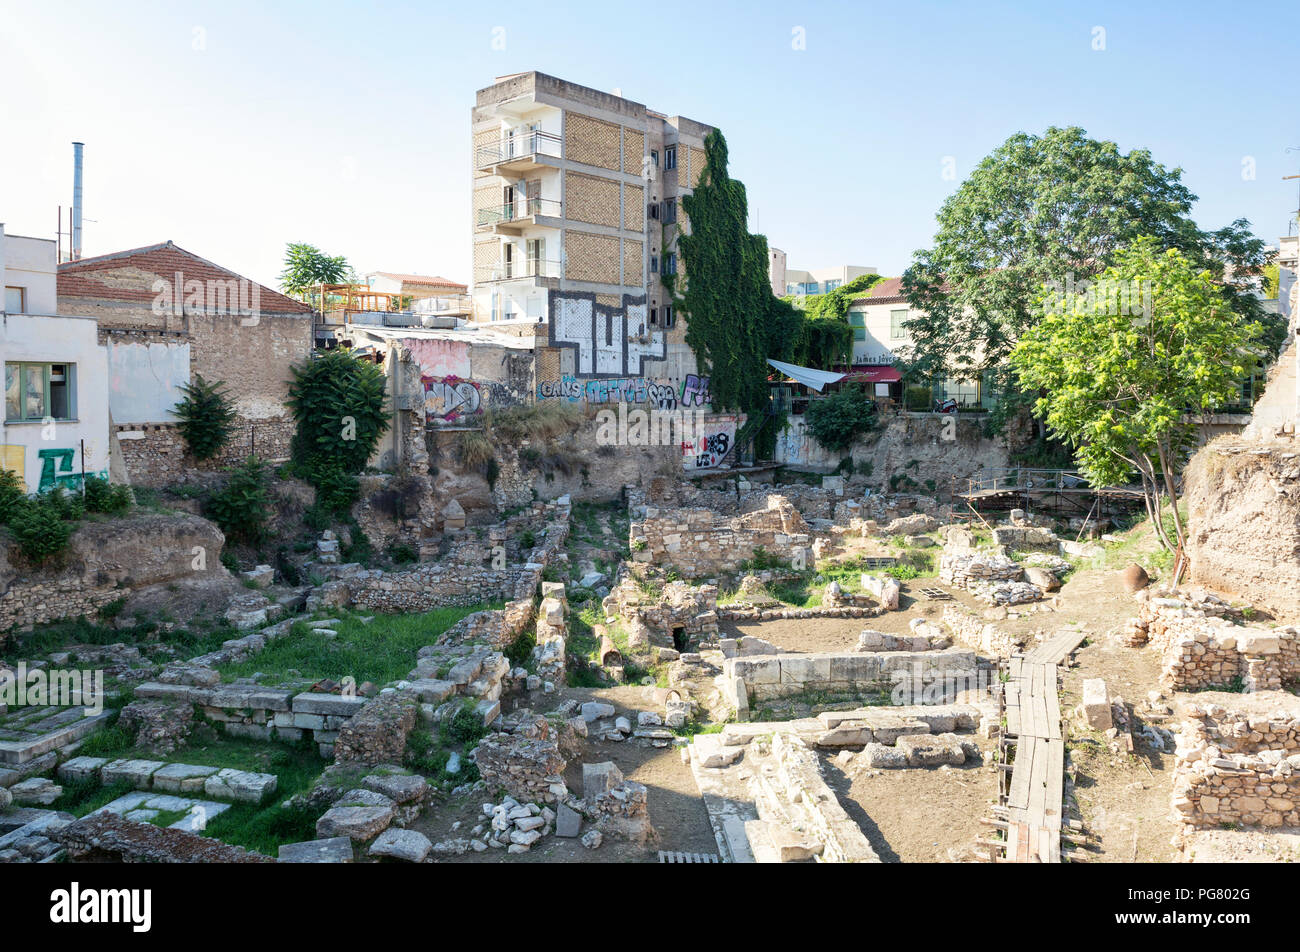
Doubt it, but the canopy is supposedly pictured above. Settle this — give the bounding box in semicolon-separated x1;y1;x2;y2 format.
765;358;847;393
843;365;902;384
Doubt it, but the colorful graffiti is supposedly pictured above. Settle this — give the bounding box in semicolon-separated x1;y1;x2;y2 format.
682;414;739;471
423;375;482;422
679;374;711;407
538;375;679;410
548;291;665;378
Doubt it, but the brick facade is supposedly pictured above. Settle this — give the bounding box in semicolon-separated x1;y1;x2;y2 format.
565;231;620;284
565;171;621;228
566;113;620;170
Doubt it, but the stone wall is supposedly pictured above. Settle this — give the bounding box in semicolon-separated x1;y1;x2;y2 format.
942;604;1022;658
1125;593;1300;692
629;495;812;578
0;513;229;640
723;647;977;705
116;417;296;487
1173;703;1300;830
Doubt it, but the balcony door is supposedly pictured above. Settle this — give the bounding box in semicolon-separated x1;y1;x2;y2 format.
526;238;544;277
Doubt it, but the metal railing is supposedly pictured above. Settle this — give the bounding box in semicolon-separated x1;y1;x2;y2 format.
475;130;562;169
475;259;563;283
476;198;562;227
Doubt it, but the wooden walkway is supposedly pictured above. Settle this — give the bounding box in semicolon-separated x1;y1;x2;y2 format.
997;627;1089;863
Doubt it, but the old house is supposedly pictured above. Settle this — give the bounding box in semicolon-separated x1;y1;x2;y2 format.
1;223;112;492
57;241;315;484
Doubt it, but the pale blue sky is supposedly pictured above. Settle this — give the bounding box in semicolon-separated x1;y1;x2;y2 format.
2;0;1297;290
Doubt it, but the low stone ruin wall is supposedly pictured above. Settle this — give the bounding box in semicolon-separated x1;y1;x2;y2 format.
115;417;296;488
0;513;229;639
1125;594;1300;692
1173;703;1300;830
942;604;1023;658
722;647;977;711
629;495;811;577
604;579;719;650
939;553;1042;606
55;811;273;863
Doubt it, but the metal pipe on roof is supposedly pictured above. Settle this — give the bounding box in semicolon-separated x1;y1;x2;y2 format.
72;142;84;260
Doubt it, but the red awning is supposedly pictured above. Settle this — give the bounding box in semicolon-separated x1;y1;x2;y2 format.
844;366;902;384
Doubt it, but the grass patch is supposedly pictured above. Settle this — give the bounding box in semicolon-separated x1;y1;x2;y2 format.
217;606;496;685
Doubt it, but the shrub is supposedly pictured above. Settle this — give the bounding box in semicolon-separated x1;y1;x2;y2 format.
173;374;238;460
905;385;933;411
7;496;73;564
805;386;877;453
0;468;24;522
82;476;132;515
42;486;84;522
286;350;389;511
206;457;271;545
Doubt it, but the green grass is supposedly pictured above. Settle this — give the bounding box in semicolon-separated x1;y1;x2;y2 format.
216;605;496;685
1;612;238;663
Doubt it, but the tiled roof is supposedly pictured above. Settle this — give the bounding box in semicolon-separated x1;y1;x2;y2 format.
849;277;907;305
58;241;312;314
370;272;467;290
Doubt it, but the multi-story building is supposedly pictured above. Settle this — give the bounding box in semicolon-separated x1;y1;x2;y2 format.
779;263;877;297
470;72;711;390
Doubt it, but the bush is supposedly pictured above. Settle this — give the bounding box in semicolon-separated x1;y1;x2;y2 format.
173;374;238;461
0;468;24;522
206;457;271;545
805;386;877;453
7;496;73;564
82;476;132;515
905;385;933;411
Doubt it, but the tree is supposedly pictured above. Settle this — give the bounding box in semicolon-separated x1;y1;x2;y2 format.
280;243;351;306
1009;238;1261;554
173;374;238;460
673;131;798;449
903;127;1276;428
804;385;877;453
286;349;390;512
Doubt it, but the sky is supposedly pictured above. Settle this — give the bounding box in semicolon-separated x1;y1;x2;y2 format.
2;0;1298;291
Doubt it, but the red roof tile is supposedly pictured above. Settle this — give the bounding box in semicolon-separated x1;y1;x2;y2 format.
369;272;467;291
58;241;313;314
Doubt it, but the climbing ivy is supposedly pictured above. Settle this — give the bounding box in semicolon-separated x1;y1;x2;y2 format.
669;131;801;453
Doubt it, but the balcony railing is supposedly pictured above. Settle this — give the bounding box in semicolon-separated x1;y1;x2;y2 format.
476;198;562;228
476;259;563;283
475;130;562;170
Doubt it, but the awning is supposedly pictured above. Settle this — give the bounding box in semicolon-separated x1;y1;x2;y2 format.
765;358;847;393
844;366;902;384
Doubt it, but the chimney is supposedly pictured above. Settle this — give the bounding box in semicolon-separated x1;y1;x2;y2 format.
72;141;84;260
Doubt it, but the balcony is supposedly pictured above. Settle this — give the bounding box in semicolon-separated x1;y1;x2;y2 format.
476;197;562;235
475;259;563;285
475;130;562;174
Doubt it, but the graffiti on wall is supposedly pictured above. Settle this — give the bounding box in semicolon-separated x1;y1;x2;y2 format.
422;375;482;422
548;292;665;378
36;447;107;492
537;375;679;410
682;414;739;471
679;374;711;407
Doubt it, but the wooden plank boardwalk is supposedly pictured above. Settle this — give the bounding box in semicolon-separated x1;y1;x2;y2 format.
996;627;1089;863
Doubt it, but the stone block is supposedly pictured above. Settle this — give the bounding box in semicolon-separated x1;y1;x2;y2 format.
316;804;395;841
101;759;165;789
150;763;219;794
278;837;355;863
582;761;624;800
368;828;432;862
204;768;278;804
1080;678;1112;731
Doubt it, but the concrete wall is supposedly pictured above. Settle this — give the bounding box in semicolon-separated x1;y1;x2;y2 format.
1;229;59;315
105;338;191;424
1;312;111;492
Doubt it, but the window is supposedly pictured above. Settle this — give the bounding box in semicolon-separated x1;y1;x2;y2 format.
663;305;676;328
662;198;677;224
650;149;659;167
824;278;841;292
664;146;677;170
650;256;659;274
4;286;25;313
648;202;659;221
849;313;867;342
890;308;908;340
526;239;544;276
5;362;76;422
663;253;677;276
649;307;658;326
942;378;980;406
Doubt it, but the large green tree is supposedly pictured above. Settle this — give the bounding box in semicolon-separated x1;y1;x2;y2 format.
673;130;799;450
903;126;1277;427
1009;238;1261;554
280;242;352;306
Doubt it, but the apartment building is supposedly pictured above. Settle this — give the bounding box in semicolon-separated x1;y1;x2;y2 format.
470;72;710;389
